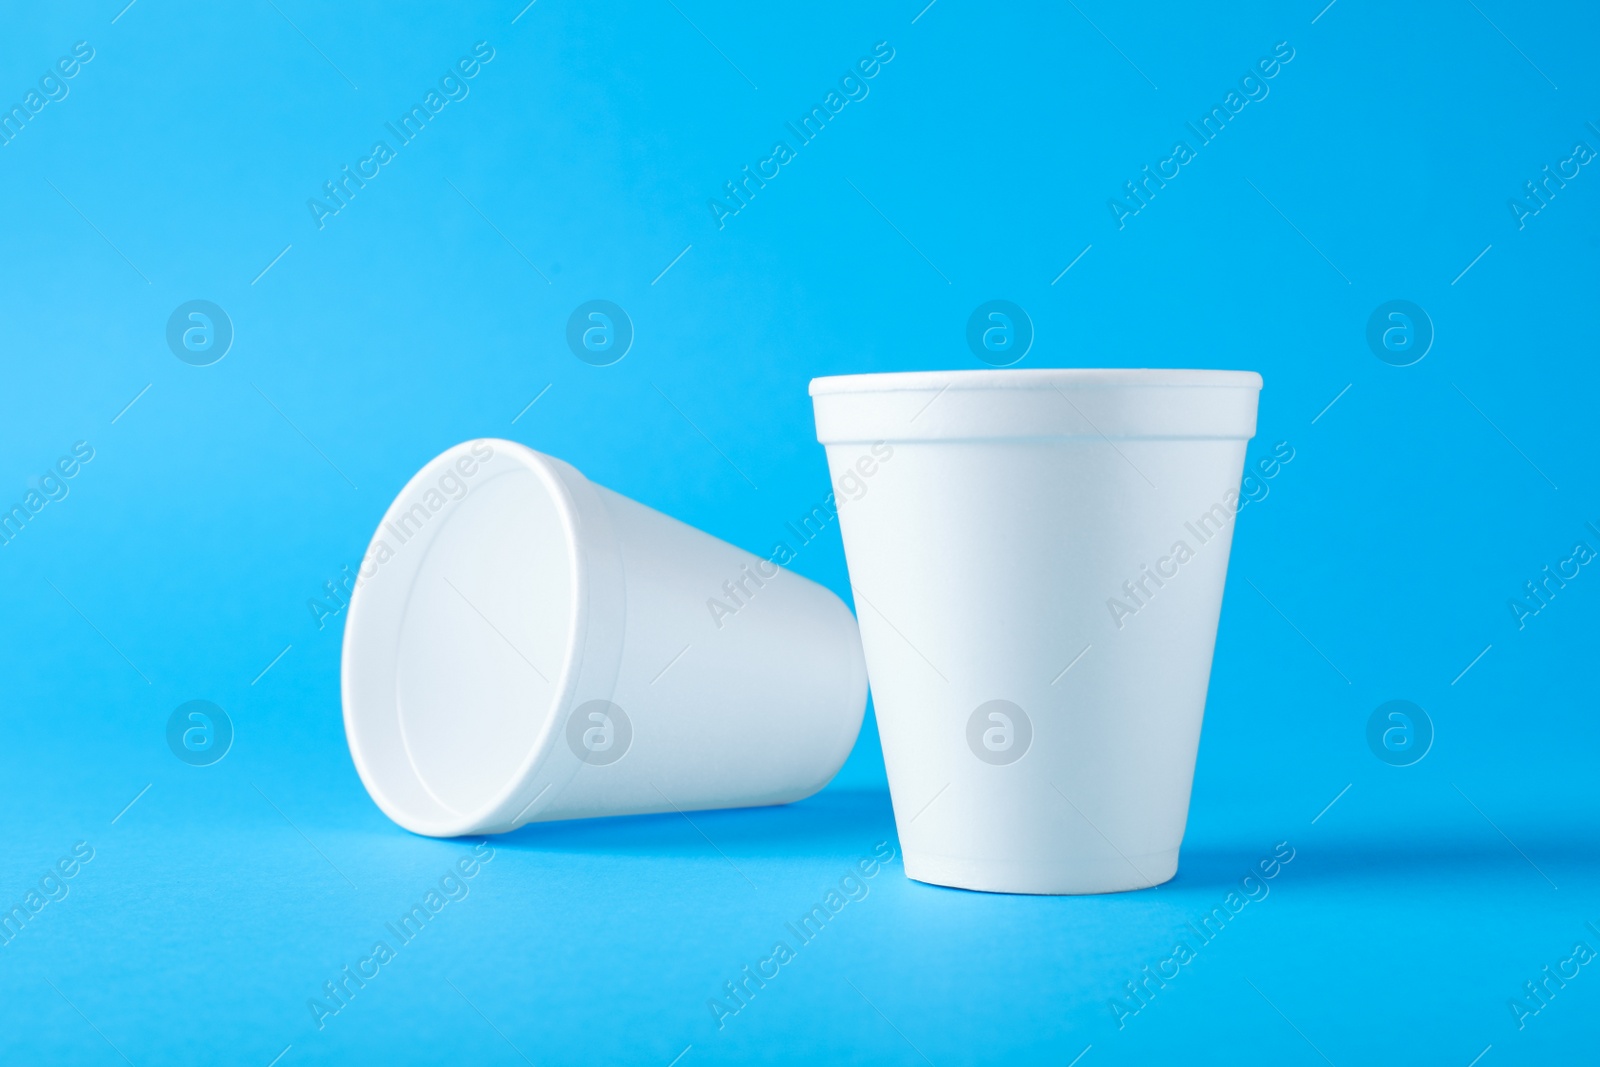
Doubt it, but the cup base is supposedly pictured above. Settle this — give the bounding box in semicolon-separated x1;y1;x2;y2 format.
903;846;1179;895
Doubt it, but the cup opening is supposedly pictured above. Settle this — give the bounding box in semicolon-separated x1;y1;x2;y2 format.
342;442;585;837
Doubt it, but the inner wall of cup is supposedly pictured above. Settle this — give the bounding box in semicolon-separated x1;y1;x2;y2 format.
394;467;572;816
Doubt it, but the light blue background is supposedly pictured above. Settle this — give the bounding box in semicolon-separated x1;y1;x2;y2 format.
2;0;1597;1063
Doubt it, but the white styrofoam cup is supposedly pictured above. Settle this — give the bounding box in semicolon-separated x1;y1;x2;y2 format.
342;439;868;837
811;369;1263;894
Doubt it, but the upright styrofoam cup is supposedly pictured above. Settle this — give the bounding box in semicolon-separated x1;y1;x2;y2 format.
811;369;1263;894
342;439;868;837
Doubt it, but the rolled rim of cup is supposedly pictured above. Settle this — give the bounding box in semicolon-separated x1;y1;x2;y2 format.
341;440;610;838
810;368;1264;443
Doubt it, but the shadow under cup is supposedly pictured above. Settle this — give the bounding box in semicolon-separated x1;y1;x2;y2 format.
811;368;1263;895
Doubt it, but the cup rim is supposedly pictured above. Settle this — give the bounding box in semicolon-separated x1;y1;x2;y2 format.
809;368;1262;395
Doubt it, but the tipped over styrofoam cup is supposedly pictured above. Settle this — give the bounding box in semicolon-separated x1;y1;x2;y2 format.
811;369;1263;894
342;439;868;837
